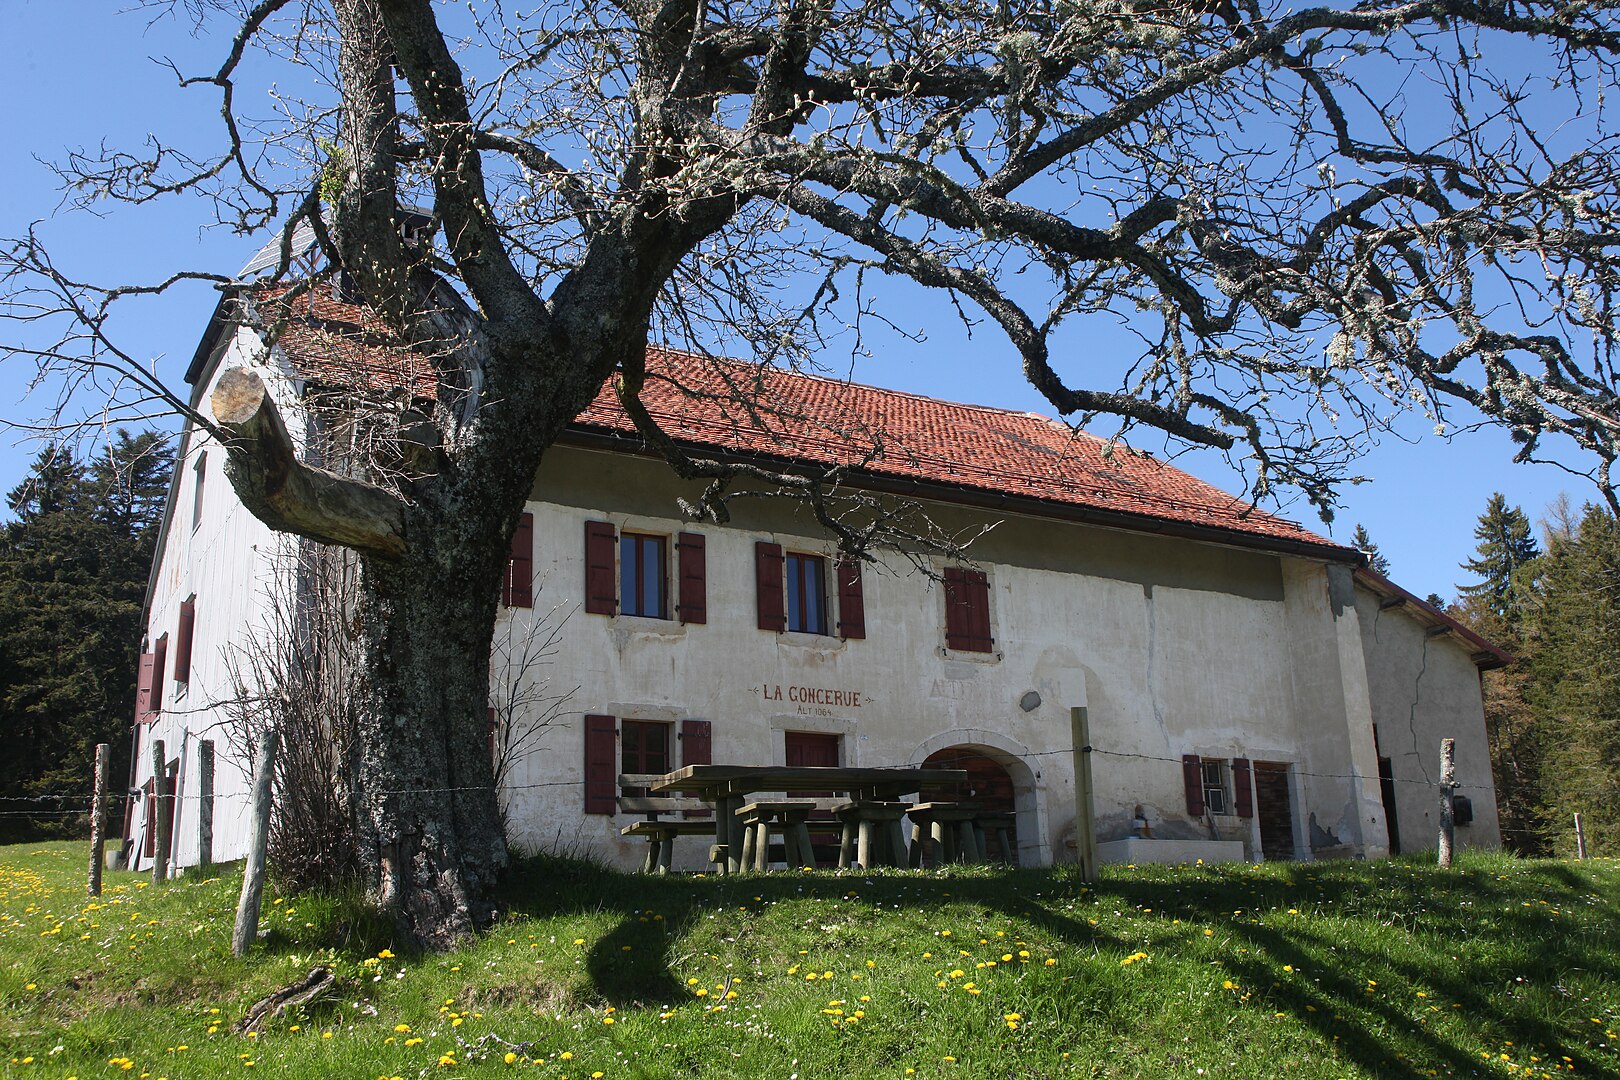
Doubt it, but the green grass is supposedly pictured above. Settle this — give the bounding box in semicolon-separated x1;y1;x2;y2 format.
1;843;1616;1078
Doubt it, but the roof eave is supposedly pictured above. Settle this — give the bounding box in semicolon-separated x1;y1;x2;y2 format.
1353;566;1514;669
557;423;1363;567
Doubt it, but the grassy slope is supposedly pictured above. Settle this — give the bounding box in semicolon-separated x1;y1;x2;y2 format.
0;843;1616;1079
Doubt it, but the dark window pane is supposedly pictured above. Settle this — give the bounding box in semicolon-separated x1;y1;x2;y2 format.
620;535;640;614
804;557;824;634
620;534;669;618
786;554;803;631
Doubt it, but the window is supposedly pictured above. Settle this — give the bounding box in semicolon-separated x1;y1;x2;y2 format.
150;634;168;716
1201;760;1229;815
174;596;196;688
756;543;865;638
191;452;206;533
583;716;713;815
620;720;672;794
943;567;992;652
785;552;827;635
620;533;668;619
1183;754;1253;819
584;521;706;623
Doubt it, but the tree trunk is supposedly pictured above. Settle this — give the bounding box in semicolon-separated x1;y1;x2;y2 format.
349;519;512;948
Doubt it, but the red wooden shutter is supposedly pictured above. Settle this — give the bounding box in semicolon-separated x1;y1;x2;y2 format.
679;718;712;767
174;597;196;684
142;779;156;859
1182;754;1205;817
944;568;992;652
584;714;618;815
505;512;534;608
1232;758;1253;818
679;718;713;818
835;557;866;639
755;541;786;631
676;532;707;625
135;651;156;724
584;520;617;615
150;635;168;715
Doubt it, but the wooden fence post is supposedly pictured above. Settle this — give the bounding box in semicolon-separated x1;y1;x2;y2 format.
197;740;215;869
151;740;170;884
233;726;278;957
1574;813;1588;860
88;743;109;897
1071;707;1099;883
1437;738;1456;868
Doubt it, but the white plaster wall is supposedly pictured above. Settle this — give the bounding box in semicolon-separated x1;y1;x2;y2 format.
128;324;300;872
1355;588;1502;853
497;444;1418;871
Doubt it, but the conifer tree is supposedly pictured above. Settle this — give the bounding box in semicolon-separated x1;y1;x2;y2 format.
1453;494;1546;853
0;433;172;841
1527;506;1620;857
1351;524;1391;576
1458;494;1541;623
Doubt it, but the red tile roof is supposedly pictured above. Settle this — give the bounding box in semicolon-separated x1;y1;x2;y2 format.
246;285;1352;557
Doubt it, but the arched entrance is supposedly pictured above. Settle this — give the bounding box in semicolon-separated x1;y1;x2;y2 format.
921;746;1019;863
910;729;1046;865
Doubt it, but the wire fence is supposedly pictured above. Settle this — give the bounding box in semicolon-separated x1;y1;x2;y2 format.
1;736;1495;819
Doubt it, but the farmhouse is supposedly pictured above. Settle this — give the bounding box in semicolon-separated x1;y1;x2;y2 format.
121;280;1508;875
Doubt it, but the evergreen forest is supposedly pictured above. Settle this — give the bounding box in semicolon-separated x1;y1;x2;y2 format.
0;432;171;842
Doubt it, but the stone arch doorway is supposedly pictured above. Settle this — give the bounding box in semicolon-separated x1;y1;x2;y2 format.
921;747;1018;863
909;729;1046;865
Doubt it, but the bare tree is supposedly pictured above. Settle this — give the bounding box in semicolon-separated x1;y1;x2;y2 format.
5;0;1620;945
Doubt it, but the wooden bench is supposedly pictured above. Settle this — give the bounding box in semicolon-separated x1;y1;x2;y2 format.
617;773;713;874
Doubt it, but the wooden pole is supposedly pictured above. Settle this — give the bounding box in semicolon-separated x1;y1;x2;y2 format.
88;743;109;897
1437;738;1456;868
151;740;170;885
197;740;215;869
1574;813;1588;860
1071;707;1099;882
233;726;278;957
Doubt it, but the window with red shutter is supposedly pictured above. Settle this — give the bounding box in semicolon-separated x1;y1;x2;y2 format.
835;557;865;640
135;651;157;725
943;568;992;652
1182;754;1205;817
504;512;534;608
584;521;618;615
150;635;169;716
676;532;706;625
174;596;196;686
755;541;785;631
584;714;618;815
1232;758;1254;819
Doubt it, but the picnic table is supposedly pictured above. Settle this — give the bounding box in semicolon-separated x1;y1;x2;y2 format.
651;764;970;874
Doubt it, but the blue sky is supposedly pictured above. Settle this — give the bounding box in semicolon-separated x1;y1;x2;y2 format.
0;0;1592;603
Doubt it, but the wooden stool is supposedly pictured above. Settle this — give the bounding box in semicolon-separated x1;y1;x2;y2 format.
737;800;819;870
833;801;911;868
620;820;716;874
908;802;984;867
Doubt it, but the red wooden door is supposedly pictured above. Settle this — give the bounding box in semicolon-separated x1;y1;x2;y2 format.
784;732;840;864
784;731;840;768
